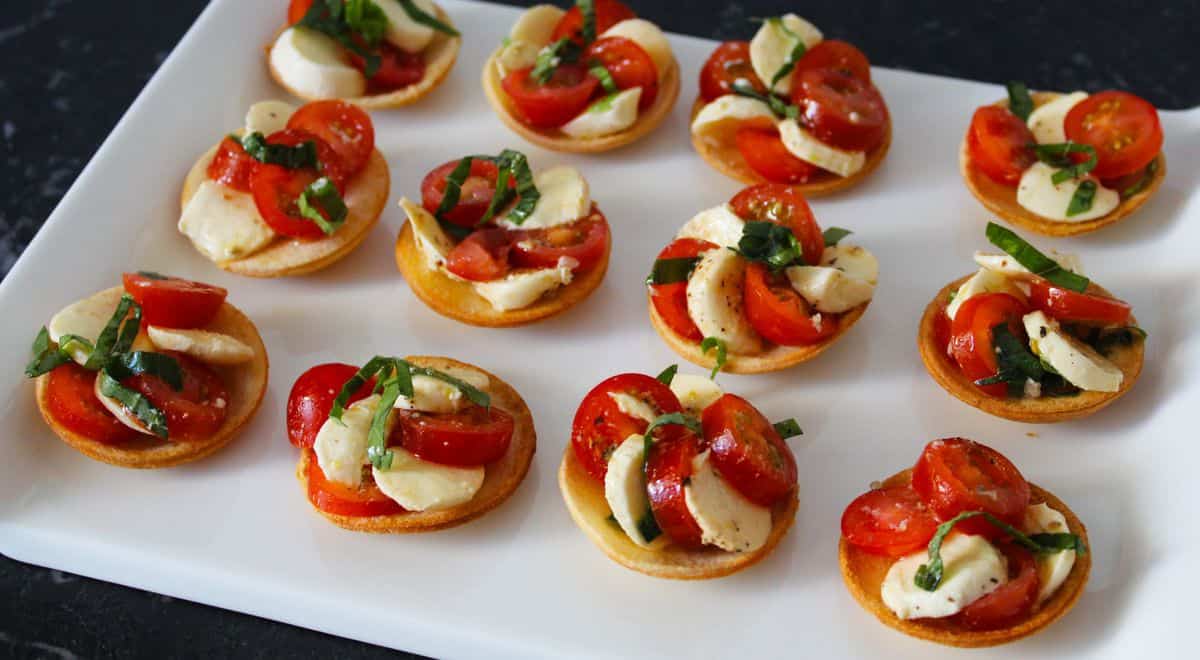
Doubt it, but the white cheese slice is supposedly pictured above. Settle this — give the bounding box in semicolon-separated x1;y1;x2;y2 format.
1026;92;1088;145
601;19;673;79
560;87;642;139
604;435;665;548
313;394;385;487
669;374;723;414
684;449;772;552
778;118;865;177
48;291;138;366
496;4;566;76
946;267;1028;320
821;244;878;284
146;326;254;365
785;265;875;314
1023;311;1123;392
244;100;297;135
498;166;590;230
473;258;577;311
690;96;775;135
608;391;658;424
376;0;437;53
881;533;1008;620
179;181;277;263
749;14;822;95
1023;503;1077;603
1016;162;1119;222
372;447;485;512
394;369;490;414
399;197;457;273
973;250;1085;279
269;27;367;99
92;374;155;436
686;248;764;354
676;203;746;248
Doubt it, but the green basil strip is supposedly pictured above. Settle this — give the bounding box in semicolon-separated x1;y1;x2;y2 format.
97;369;169;439
434;156;475;221
1005;81;1034;121
736;221;806;269
822;227;853;247
646;256;701;285
1066;180;1097;217
83;295;137;371
479;167;514;226
330;356;392;422
641;413;703;456
588;63;619;94
1031;142;1098;184
106;351;184;391
700;336;728;379
655;364;678;385
985;222;1090;292
772;418;803;439
731;80;799;119
411;366;490;408
113;303;143;356
975;322;1045;390
25;327;75;377
367;379;401;470
299;0;382;77
298;177;348;235
396;0;460;37
136;270;170;280
237;132;320;170
577;0;597;44
636;508;662;543
531;38;582;85
496;149;540;225
767;17;807;89
1122;159;1159;197
1092;326;1147;355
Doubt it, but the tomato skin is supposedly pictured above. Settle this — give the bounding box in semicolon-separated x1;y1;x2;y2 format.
1064;91;1162;180
699;41;763;103
743;262;839;345
348;42;425;93
510;210;609;272
735;127;821;184
287;100;375;176
125;354;229;441
967;105;1037;185
841;484;941;557
729;184;824;266
248;129;349;239
207;137;256;192
44;363;139;445
286;363;375;449
949;292;1030;398
420;159;503;228
794;40;871;83
644;431;705;548
121;273;227;329
1027;279;1131;325
792;68;888;152
701;393;797;506
305;449;405;517
648;238;716;341
570;373;683;482
933;307;953;356
912;437;1031;538
952;542;1039;629
396;406;515;467
550;0;636;44
501;64;601;128
287;0;314;24
584;36;658;110
444;229;516;282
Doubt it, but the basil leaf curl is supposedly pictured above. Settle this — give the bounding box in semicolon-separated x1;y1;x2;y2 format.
646;257;702;285
772;418;803;439
985;222;1090;293
822;227;852;247
736;221;806;269
298;177;349;235
1005;80;1034;121
700;336;728;379
395;0;460;37
655;364;678;385
97;369;169;439
238;132;320;170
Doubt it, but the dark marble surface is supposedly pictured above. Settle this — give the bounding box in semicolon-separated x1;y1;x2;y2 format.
1;0;1195;657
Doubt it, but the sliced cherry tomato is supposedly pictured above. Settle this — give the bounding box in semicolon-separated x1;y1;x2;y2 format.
286;363;376;449
735;126;821;184
305;448;405;517
396;406;515;467
550;0;636;44
701;393;798;506
729;183;824;266
570;373;683;482
794;40;871;83
125;354;229;441
912;437;1031;537
510;210;609;271
287;0;315;24
1027;279;1131;325
121;272;227;329
645;431;705;548
247;129;347;240
1064;91;1162;180
648;237;716;342
501;64;601;129
949;292;1030;398
967;105;1037;185
348;42;426;93
584;36;658;110
792;68;888;152
421;159;503;228
444;228;516;282
953;542;1039;629
743;262;838;345
206;137;256;192
287;100;375;176
699;41;763;103
44;363;139;445
933;306;953;356
841;484;940;557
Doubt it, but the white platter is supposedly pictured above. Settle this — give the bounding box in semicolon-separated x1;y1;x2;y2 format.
1;1;1197;657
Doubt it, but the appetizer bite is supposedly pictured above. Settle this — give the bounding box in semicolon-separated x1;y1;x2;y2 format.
396;150;611;326
840;438;1089;647
691;14;891;194
287;355;536;532
648;183;876;374
962;82;1165;236
269;0;461;108
482;0;679;152
180;100;389;277
919;223;1144;423
25;273;268;468
560;365;801;578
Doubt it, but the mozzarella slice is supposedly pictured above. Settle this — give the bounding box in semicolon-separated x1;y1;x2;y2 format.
608;392;659;424
785;265;874;314
1023;503;1077;603
881;533;1008;620
1024;311;1123;392
92;374;155;436
313;394;385;487
1026;92;1087;145
1016;162;1119;222
686;249;764;354
676;203;746;248
244;100;296;135
376;0;437;53
749;14;822;95
146;326;254;365
179;181;277;263
394;369;490;414
684;450;772;552
561;88;642;139
778;119;865;177
399;197;458;274
269;27;367;99
945;267;1028;320
821;244;878;284
473;258;577;311
496;4;566;76
498;166;590;230
602;19;673;79
669;374;723;414
604;435;665;548
48;291;138;366
691;95;775;137
372;447;484;512
973;250;1084;279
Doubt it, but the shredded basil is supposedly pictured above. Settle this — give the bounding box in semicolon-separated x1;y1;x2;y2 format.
1032;142;1098;184
822;227;852;247
577;0;597;43
1005;81;1034;121
974;323;1045;392
105;351;184;391
97;369;169;439
410;366;490;408
1092;326;1147;355
531;38;582;85
343;0;388;46
237;132;320;170
985;222;1090;293
83;295;139;370
731;79;799;119
588;92;619;114
1122;159;1159;197
641;413;703;457
588;63;619;94
766;17;807;89
24;327;76;377
700;337;728;379
636;508;662;543
298;0;382;77
736;221;806;269
493;149;539;225
394;0;459;36
298;177;348;235
1066;180;1097;217
655;364;678;385
330;356;393;422
772;418;803;439
646;256;702;285
434;157;475;221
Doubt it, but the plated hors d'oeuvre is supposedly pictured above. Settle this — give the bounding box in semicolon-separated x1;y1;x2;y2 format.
961;82;1165;236
560;366;801;578
840;437;1090;647
180;99;389;278
25;273;269;468
482;0;679;152
396;150;611;326
691;14;891;194
269;0;461;108
919;223;1144;423
648;183;876;374
287;355;536;532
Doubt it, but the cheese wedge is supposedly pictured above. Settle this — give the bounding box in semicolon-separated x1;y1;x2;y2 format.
499;166;590;230
604;435;663;548
561;88;642;138
179;181;276;263
676;204;746;248
602;19;673;79
749;14;822;95
686;249;763;354
684;450;772;552
372;447;485;511
691;96;775;135
778;118;865;177
496;4;566;76
313;394;385;487
1026;92;1087;145
881;533;1007;619
1024;311;1123;392
244;100;297;135
473;259;577;311
270;27;367;99
1016;162;1119;222
376;0;437;53
147;326;254;365
669;374;723;414
400;197;456;272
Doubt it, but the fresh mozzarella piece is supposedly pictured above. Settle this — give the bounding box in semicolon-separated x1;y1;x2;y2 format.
686;249;764;354
973;250;1084;279
561;88;642;139
1023;503;1077;603
785;265;875;314
1016;162;1119;222
1024;311;1123;392
372;447;485;512
93;375;155;436
244;100;297;135
1023;378;1043;398
604;435;664;548
496;4;566;76
400;197;457;273
313;394;385;487
602;19;673;79
1026;92;1088;145
676;203;746;248
821;244;878;284
473;258;577;311
749;14;822;95
376;0;437;52
146;326;254;365
690;96;775;136
946;267;1028;320
497;166;590;230
608;392;659;424
684;450;772;552
394;371;489;414
669;374;723;414
881;534;1008;620
778;119;865;177
269;27;367;99
48;292;141;366
179;181;277;262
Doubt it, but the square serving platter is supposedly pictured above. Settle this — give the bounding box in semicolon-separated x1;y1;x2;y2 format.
1;1;1197;657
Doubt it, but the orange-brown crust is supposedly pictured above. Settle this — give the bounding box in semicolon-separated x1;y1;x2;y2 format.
839;469;1091;647
688;96;892;196
960;92;1166;237
296;356;536;533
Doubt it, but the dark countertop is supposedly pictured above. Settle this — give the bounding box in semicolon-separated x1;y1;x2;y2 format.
1;1;1194;657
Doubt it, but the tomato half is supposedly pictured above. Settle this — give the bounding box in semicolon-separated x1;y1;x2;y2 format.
648;237;715;342
287;0;314;24
701;393;798;506
550;0;636;44
396;406;515;467
570;373;683;482
1027;279;1131;325
44;363;139;444
421;159;503;228
952;543;1039;630
949;292;1030;397
1064;91;1162;180
743;262;838;345
125;354;229;441
501;64;601;128
645;431;705;548
286;363;376;449
912;437;1031;537
444;228;516;282
699;41;763;103
841;484;940;557
735;127;821;184
967;105;1036;185
122;272;227;329
729;183;824;266
287;100;375;176
348;42;426;93
792;68;888;152
249;162;330;240
794;40;871;83
305;448;405;517
510;210;609;271
207;137;256;192
584;36;658;110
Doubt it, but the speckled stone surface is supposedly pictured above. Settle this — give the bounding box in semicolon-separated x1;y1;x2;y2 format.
1;0;1195;657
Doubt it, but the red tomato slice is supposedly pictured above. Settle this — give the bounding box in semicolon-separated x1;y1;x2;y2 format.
584;36;658;110
287;100;375;176
912;437;1031;537
648;237;716;342
841;484;940;557
124;354;229;441
249;162;329;240
444;228;516;282
420;158;504;228
1027;278;1131;325
701;393;798;506
794;40;871;83
570;373;683;482
743;262;839;345
305;448;405;517
933;306;953;355
550;0;636;44
1064;91;1162;180
699;41;764;103
207;137;256;192
967;105;1037;185
286;363;376;449
729;183;824;266
735;127;822;184
121;272;227;329
949;292;1030;397
287;0;314;24
952;542;1039;629
396;406;515;467
645;431;705;548
501;64;601;129
44;363;139;444
792;68;888;152
510;210;609;271
348;42;426;93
